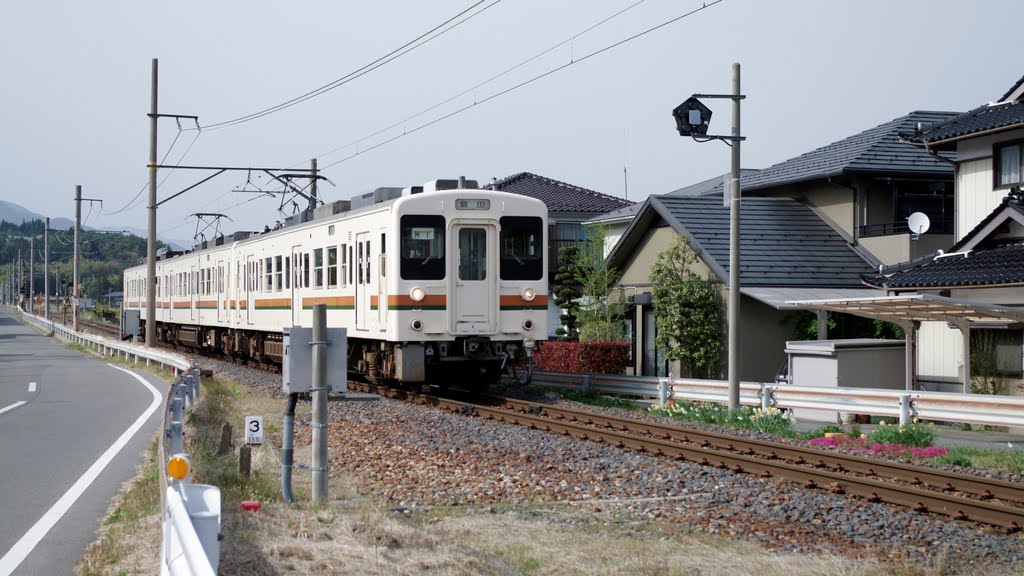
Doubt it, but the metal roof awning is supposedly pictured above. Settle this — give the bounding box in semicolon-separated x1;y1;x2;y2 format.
784;293;1024;394
741;287;880;310
784;293;1024;325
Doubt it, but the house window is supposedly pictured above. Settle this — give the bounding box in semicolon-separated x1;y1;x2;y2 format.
971;328;1023;379
996;142;1023;188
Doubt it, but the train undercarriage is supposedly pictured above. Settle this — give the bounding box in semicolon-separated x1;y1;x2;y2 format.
147;321;527;390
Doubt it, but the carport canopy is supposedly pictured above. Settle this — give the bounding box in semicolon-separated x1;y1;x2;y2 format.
784;293;1024;393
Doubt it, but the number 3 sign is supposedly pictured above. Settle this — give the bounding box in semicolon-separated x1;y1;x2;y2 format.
245;416;264;445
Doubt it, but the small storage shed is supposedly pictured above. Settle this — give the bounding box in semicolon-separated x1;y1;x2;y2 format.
784;339;905;421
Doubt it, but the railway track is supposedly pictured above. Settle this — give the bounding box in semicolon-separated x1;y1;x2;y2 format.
349;381;1024;532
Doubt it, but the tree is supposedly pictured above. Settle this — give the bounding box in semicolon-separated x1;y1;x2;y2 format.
649;236;724;378
551;224;626;342
571;224;625;342
552;245;581;340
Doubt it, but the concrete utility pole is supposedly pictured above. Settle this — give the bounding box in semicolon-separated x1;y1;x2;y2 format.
311;303;329;502
726;62;742;411
18;249;23;309
29;237;34;315
146;57;158;348
74;185;81;331
44;217;49;318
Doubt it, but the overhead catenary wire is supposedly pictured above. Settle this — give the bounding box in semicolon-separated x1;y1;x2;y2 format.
197;0;501;132
320;0;723;170
102;128;200;217
296;0;650;169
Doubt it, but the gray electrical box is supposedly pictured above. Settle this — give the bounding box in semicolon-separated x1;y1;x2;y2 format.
121;308;141;341
282;326;348;394
394;344;425;381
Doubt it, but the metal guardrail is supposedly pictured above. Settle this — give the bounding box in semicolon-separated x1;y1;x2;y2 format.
15;309;220;574
533;370;1024;429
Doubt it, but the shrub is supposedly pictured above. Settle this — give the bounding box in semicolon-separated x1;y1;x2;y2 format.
868;420;937;448
648;402;798;437
803;424;845;439
534;341;630;374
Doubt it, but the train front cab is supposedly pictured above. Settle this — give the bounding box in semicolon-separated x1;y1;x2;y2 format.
394;193;547;387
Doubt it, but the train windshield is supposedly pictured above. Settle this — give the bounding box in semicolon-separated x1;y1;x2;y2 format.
400;215;446;280
499;216;543;280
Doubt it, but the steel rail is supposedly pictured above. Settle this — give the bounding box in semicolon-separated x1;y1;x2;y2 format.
493;397;1024;508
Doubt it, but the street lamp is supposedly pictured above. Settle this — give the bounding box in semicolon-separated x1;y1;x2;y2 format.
673;63;745;411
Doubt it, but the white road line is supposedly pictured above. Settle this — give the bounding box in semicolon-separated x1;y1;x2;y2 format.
0;402;26;415
0;364;162;576
27;382;36;393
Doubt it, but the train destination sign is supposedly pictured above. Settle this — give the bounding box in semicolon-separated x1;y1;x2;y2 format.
456;199;490;210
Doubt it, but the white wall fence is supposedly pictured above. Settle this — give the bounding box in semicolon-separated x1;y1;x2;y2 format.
16;309;220;575
533;371;1024;429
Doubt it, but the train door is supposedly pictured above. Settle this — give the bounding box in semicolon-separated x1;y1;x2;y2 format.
291;245;302;326
449;223;496;334
377;231;388;332
245;255;255;325
217;261;224;322
190;265;197;321
355;232;370;331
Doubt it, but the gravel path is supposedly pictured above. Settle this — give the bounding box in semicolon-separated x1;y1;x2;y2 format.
203;359;1024;572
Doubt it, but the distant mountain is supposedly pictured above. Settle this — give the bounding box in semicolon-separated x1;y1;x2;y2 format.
0;200;74;230
0;200;188;250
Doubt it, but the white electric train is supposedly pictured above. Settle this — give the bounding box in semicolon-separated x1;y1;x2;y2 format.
122;179;548;386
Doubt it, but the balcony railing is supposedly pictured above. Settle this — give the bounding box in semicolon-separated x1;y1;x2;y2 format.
859;219;953;238
549;238;584;274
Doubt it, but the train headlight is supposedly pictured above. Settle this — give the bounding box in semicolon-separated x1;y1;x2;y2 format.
521;288;536;302
410;320;423;331
410;287;425;302
522;319;534;331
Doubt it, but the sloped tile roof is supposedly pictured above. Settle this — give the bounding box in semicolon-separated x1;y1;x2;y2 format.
899;101;1024;148
706;111;959;193
861;243;1024;289
652;196;874;287
492;172;632;213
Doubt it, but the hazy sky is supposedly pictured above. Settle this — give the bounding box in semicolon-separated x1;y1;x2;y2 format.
2;0;1020;244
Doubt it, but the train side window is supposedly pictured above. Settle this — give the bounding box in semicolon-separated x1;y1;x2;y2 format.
340;244;347;287
366;240;371;284
265;257;273;292
327;246;338;288
400;215;445;280
348;245;353;285
357;242;364;285
314;248;324;289
274;255;283;292
380;233;385;277
285;256;291;290
303;253;310;288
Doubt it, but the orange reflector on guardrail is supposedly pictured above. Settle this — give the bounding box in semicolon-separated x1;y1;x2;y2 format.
167;455;190;480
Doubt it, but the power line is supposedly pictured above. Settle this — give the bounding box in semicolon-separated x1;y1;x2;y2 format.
297;0;650;169
321;0;723;170
102;128;200;216
198;0;501;132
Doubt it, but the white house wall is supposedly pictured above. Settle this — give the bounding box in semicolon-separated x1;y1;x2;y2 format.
956;127;1024;242
916;320;963;390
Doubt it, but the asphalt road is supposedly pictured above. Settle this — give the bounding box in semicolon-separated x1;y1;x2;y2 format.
0;308;165;575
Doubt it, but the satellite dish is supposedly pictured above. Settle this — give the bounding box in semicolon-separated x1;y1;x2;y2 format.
908;212;931;236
